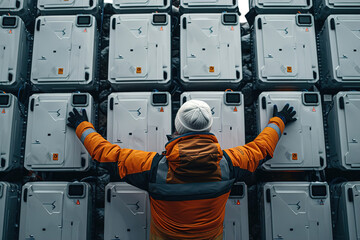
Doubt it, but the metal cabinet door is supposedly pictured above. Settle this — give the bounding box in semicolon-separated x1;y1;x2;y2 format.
260;17;298;79
0;102;12;170
24;186;64;240
0;27;11;83
328;0;360;7
38;0;91;8
110;17;149;80
26;98;67;168
32;20;72;82
105;183;149;240
258;0;309;7
343;94;360;167
114;0;164;7
183;17;221;79
0;0;17;9
333;17;360;80
112;96;149;151
183;0;233;7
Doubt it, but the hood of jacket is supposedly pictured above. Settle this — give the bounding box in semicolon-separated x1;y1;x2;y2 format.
164;132;223;184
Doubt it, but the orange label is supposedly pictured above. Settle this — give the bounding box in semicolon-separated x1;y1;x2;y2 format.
9;30;12;34
1;109;5;114
58;68;64;75
160;26;163;31
287;66;292;73
234;107;238;112
231;26;234;31
209;66;215;73
160;107;164;112
53;153;59;161
136;67;142;74
292;153;298;160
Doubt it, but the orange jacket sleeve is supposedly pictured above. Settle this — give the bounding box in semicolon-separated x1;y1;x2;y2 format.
75;121;157;179
224;117;285;173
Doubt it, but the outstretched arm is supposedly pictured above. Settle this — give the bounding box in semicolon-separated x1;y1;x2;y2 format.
224;104;296;174
68;108;157;190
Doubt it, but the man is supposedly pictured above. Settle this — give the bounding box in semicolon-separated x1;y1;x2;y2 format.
68;100;296;240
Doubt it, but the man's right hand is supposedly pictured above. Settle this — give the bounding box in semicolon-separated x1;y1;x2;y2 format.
273;104;297;125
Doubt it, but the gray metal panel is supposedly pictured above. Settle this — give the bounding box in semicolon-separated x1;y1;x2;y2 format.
327;0;360;7
180;13;242;89
180;0;238;11
328;92;360;170
31;15;98;91
319;15;360;88
331;182;360;240
108;14;171;90
254;14;318;88
223;183;249;240
0;93;22;172
180;91;245;149
37;0;102;15
315;0;360;20
112;0;170;13
24;93;94;171
19;182;92;240
0;0;18;9
105;182;249;240
0;16;28;91
0;0;37;24
107;92;171;153
104;183;150;240
250;0;312;13
257;92;326;171
0;182;20;240
262;182;332;240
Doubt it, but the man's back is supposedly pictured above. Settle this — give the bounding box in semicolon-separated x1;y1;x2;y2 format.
149;133;231;240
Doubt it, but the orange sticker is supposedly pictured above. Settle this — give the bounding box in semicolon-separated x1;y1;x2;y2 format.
234;107;238;112
9;30;12;34
53;153;59;161
58;68;64;75
305;28;309;32
84;28;87;33
209;66;215;73
160;107;164;112
292;153;298;160
160;26;163;31
136;67;142;74
1;109;5;114
231;26;234;31
287;66;292;73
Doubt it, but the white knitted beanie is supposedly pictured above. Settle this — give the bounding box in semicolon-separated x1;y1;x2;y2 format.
175;100;213;135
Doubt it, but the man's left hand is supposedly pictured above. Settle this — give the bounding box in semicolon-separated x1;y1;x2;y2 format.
67;108;89;130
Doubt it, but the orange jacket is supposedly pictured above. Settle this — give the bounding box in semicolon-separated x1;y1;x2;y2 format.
76;116;285;240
